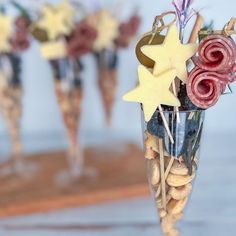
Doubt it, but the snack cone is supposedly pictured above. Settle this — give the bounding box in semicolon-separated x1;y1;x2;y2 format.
50;58;84;177
144;110;204;236
0;54;24;173
95;49;118;127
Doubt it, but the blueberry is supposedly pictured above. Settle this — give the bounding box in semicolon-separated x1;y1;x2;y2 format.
182;119;200;175
178;84;198;111
184;96;198;110
186;119;198;138
147;112;165;139
73;77;82;87
164;114;187;157
6;54;22;85
161;105;173;111
95;50;118;69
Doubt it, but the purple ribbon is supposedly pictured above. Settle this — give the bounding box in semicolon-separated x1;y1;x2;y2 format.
172;0;195;28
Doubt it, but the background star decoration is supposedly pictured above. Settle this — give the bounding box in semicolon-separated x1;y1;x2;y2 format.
89;10;119;51
38;6;72;41
0;14;13;52
55;0;75;30
123;65;180;121
141;25;198;83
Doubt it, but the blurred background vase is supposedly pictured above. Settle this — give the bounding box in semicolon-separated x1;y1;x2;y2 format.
0;53;26;176
143;110;205;236
95;49;118;127
50;58;95;183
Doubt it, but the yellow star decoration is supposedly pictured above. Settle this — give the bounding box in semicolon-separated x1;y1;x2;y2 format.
37;5;73;41
0;14;13;52
123;65;180;121
141;25;198;83
87;10;119;51
55;0;75;30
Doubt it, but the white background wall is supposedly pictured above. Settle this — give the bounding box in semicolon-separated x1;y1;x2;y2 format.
0;0;235;148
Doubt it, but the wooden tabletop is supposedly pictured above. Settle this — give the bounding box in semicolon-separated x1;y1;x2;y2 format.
0;143;149;217
0;133;236;235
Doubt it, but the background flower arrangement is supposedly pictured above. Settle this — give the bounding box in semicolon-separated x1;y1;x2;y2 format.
28;0;141;180
0;0;32;176
86;8;141;126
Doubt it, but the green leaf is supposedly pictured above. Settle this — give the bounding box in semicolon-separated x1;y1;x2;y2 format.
10;0;31;21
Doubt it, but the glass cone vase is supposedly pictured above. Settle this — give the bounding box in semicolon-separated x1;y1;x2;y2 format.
0;53;38;177
50;58;96;185
143;110;205;236
95;49;118;127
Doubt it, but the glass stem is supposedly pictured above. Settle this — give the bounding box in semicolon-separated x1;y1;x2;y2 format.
68;135;84;176
10;123;23;171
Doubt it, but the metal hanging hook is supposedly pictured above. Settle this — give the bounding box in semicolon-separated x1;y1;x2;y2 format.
152;11;177;34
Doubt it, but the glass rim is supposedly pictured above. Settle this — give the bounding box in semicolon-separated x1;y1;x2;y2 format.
159;109;204;114
140;106;205;114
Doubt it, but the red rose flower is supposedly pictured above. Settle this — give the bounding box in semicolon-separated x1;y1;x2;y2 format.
115;15;141;49
11;29;30;51
15;16;31;30
66;21;97;58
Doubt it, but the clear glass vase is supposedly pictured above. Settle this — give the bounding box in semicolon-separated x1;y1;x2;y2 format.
95;49;118;127
143;109;205;236
0;53;37;177
50;58;96;184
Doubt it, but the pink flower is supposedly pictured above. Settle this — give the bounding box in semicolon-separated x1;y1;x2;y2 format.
15;16;31;29
11;16;31;52
11;29;30;51
115;15;141;49
66;21;97;58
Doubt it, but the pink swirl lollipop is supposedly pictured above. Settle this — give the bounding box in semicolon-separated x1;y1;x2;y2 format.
187;67;226;109
195;34;236;80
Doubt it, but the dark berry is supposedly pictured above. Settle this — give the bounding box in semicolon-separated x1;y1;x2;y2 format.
15;16;30;29
186;119;198;138
147;111;165;139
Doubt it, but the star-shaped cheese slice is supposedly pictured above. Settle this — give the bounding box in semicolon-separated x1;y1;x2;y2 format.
87;10;119;51
37;5;72;40
123;65;180;121
0;14;13;52
141;25;198;83
55;0;75;30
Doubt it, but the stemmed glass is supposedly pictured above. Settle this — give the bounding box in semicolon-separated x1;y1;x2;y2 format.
50;58;96;184
0;53;37;177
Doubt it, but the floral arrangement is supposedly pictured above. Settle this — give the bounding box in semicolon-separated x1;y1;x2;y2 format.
115;14;141;49
31;0;97;61
123;1;236;235
30;0;100;179
0;1;31;54
124;2;236;144
86;8;141;125
86;9;141;52
0;1;32;176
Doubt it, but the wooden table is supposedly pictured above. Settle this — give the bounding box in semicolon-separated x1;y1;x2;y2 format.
0;143;149;217
0;133;236;235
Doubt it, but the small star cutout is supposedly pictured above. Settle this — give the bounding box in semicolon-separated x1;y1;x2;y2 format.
0;14;13;52
38;5;72;40
141;25;198;83
55;0;75;30
123;65;180;121
87;10;119;51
